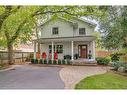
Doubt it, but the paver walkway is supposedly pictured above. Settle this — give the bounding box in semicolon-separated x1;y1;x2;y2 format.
59;66;108;89
0;65;64;89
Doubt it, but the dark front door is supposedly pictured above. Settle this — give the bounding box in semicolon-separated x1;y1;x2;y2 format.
79;45;87;58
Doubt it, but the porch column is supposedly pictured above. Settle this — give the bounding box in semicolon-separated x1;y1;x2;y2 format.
34;41;37;59
52;41;54;61
92;40;95;59
40;44;42;59
71;41;74;61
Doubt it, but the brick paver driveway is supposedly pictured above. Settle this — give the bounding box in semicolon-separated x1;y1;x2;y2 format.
59;66;108;89
0;65;64;89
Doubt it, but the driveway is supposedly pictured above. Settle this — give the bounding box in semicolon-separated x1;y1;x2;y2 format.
0;65;64;89
59;66;108;89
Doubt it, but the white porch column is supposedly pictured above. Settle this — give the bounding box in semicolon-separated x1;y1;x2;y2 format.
40;44;42;59
34;41;37;59
92;40;95;59
51;41;54;60
71;41;74;61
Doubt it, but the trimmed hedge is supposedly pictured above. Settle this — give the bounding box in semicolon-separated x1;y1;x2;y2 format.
96;57;110;65
31;59;38;64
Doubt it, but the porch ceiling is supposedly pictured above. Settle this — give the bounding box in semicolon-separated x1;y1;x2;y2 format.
34;36;96;43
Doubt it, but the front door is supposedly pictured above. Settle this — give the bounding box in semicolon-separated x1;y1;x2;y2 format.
78;45;87;58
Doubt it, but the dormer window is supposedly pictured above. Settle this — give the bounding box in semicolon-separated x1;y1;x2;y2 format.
79;28;86;35
52;27;59;35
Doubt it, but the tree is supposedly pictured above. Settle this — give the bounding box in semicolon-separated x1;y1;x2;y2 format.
0;6;101;64
92;31;103;50
97;6;127;50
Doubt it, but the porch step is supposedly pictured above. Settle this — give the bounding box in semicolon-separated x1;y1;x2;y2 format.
72;59;97;66
73;63;97;66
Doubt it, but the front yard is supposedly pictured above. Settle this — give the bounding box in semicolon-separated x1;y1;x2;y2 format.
75;72;127;89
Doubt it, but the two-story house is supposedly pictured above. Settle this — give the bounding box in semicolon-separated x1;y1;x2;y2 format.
33;17;96;61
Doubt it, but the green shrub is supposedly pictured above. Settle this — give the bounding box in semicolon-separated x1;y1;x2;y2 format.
67;60;71;65
96;57;110;65
58;59;61;65
111;62;127;71
53;60;57;65
39;59;43;64
44;59;47;64
48;60;52;64
62;59;66;65
31;59;38;64
120;55;127;62
110;49;127;62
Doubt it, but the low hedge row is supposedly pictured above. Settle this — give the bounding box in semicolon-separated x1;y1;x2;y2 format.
31;59;71;65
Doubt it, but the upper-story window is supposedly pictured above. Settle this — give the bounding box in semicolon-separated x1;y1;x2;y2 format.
79;28;86;35
52;27;59;35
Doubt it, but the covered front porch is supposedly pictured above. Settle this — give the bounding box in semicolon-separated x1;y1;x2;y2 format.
33;36;96;62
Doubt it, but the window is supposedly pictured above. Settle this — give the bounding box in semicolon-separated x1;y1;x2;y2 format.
52;27;59;35
79;28;86;35
49;45;55;53
56;45;63;53
49;45;63;54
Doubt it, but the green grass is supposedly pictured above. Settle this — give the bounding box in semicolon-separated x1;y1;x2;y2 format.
75;72;127;89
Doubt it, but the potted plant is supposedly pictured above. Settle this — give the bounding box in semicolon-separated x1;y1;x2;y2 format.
74;54;79;59
44;59;47;64
67;60;71;65
58;59;61;65
40;59;43;64
48;59;52;64
62;59;66;65
88;54;92;59
53;60;57;65
31;59;38;64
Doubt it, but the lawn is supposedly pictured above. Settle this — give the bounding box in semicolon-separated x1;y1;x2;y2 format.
75;72;127;89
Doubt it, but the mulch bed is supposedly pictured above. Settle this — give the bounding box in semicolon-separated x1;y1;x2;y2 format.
110;69;127;77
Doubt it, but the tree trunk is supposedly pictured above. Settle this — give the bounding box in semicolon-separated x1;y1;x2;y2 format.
7;43;14;65
38;43;40;53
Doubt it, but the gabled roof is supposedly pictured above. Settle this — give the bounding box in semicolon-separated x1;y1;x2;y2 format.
39;17;96;27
